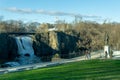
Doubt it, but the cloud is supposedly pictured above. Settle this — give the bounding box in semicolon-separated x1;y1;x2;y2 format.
36;9;75;16
4;7;100;19
5;7;33;13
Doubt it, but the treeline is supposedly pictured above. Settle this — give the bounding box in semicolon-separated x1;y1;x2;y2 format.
0;20;39;33
0;20;120;50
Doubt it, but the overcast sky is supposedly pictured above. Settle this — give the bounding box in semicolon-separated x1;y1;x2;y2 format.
0;0;120;23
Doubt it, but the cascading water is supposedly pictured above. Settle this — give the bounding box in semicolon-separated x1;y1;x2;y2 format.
3;36;41;67
15;36;41;65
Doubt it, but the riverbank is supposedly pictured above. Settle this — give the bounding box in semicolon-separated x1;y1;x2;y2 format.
0;59;120;80
0;50;119;75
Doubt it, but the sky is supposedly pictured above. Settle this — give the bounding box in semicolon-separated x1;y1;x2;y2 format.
0;0;120;23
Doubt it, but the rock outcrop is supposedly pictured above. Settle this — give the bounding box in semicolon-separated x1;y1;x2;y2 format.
33;32;53;61
33;31;82;61
0;33;18;63
0;31;91;63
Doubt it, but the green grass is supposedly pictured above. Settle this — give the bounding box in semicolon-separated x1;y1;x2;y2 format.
0;59;120;80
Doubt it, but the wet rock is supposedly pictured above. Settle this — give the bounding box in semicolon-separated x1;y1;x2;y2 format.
24;53;30;57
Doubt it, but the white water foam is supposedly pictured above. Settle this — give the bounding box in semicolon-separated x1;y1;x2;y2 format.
4;62;20;67
15;36;41;65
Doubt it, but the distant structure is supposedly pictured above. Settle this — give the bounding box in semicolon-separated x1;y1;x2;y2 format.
48;27;57;31
104;32;110;58
104;33;109;45
74;15;82;23
48;16;58;31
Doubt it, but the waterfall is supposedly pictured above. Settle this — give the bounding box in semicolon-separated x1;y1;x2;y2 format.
15;36;41;65
2;36;41;67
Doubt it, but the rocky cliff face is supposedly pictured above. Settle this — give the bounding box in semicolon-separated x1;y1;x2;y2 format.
49;31;59;51
0;31;91;63
0;33;18;63
33;32;54;61
33;31;82;61
57;32;79;58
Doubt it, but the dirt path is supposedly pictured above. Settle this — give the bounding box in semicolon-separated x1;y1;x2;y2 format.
71;50;120;61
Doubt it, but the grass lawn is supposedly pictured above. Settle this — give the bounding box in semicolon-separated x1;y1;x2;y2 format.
0;59;120;80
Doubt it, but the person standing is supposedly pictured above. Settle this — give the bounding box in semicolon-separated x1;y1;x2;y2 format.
88;50;91;59
105;51;107;59
85;50;91;60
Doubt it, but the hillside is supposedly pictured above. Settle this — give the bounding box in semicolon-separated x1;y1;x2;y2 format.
0;59;120;80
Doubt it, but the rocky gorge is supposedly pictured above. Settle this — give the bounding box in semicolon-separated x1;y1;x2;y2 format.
0;31;91;65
